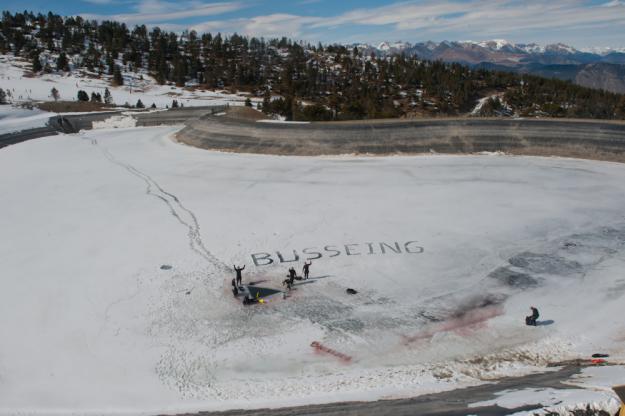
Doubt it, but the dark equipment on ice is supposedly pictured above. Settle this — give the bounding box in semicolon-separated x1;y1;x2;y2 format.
346;288;358;295
525;306;540;326
243;294;258;305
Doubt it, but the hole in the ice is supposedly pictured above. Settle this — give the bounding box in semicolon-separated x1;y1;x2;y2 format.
160;264;172;270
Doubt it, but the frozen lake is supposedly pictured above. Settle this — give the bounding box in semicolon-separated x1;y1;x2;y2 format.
1;126;624;414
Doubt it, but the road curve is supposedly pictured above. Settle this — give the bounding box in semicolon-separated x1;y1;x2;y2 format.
177;116;625;162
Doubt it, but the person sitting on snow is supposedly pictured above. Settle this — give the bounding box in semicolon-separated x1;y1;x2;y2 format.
526;306;540;326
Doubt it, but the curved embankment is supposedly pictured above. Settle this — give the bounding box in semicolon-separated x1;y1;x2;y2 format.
177;116;625;162
0;106;228;150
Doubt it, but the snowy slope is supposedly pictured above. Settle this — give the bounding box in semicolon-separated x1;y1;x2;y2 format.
1;128;625;414
0;55;256;109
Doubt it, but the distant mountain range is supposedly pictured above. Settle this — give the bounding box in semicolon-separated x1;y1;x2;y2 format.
357;40;625;93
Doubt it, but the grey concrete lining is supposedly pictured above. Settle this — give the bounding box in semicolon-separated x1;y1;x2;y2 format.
177;116;625;162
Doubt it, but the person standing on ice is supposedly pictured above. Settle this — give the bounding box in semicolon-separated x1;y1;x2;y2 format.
288;267;297;283
302;261;312;279
234;264;245;287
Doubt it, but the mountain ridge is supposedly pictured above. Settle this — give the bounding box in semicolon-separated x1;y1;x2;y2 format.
353;40;625;93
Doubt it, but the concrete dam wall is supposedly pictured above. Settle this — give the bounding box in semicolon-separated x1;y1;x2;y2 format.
177;116;625;162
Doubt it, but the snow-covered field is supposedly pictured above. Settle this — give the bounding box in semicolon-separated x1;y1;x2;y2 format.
1;126;625;414
0;55;255;109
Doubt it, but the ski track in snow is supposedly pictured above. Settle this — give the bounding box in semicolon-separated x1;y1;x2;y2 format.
91;136;229;275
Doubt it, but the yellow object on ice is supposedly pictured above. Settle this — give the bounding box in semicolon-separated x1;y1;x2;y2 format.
259;299;265;304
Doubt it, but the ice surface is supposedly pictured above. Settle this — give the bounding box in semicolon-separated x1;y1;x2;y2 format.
1;126;625;413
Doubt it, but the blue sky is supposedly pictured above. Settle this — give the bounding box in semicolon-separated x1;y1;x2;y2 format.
3;0;625;49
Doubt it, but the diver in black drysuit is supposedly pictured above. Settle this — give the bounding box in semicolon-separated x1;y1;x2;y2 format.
526;306;540;326
234;265;245;287
302;261;312;279
282;267;297;289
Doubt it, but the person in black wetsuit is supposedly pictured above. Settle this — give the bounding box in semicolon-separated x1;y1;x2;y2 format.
234;264;245;287
288;267;297;284
302;261;312;279
231;278;238;296
526;306;540;326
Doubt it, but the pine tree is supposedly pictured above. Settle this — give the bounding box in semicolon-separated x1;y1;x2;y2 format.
77;90;89;101
56;52;69;72
136;99;145;108
151;103;156;109
104;88;113;104
113;65;124;86
51;87;60;101
90;92;101;102
262;88;271;114
106;53;115;75
0;88;7;105
245;97;252;107
32;53;42;72
172;99;179;108
617;95;625;119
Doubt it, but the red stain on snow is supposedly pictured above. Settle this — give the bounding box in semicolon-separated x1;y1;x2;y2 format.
402;305;504;345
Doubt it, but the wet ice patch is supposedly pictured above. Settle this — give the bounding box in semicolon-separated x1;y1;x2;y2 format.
508;252;582;276
489;223;625;291
489;267;539;289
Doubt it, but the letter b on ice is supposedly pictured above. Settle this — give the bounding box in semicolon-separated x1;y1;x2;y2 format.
251;252;273;266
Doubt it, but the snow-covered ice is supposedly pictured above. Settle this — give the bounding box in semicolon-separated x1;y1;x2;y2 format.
1;126;625;414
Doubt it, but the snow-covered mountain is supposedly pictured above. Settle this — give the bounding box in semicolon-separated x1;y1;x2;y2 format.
376;41;411;53
354;40;625;93
362;39;624;62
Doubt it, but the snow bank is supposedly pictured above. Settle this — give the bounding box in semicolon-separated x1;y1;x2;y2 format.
470;387;621;415
1;127;625;413
92;115;137;129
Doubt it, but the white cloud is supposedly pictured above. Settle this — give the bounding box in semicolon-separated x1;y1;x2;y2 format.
602;0;625;6
82;0;244;25
80;0;625;48
305;0;625;36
